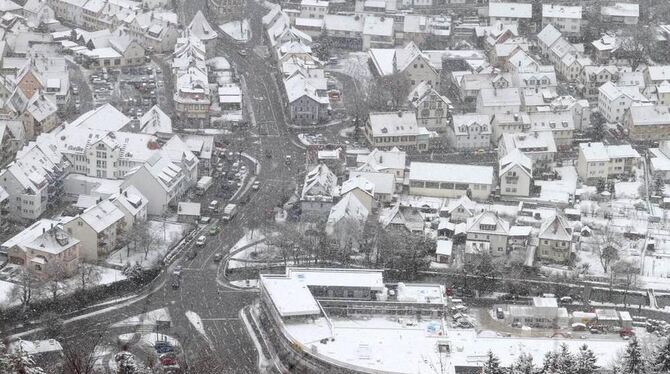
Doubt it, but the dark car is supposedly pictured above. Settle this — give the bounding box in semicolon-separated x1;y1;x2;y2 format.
155;341;174;354
186;251;197;260
171;278;180;289
213;253;223;262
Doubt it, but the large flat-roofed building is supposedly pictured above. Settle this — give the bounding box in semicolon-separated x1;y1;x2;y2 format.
408;162;494;200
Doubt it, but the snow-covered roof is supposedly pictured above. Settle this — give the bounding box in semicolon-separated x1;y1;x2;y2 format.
26;93;56;123
502;132;557;154
598;81;647;103
579;142;608;162
409;162;494;185
646;66;670;82
139;105;173;135
538;214;571;241
302;163;338;201
289;267;385;289
478;87;521;107
509;225;532;237
605;144;640;159
188;11;218;41
356;148;406;172
489;2;532;19
542;4;582;19
68;104;130;132
466;211;510;235
436;239;452;256
110;185;147;217
499;149;532;176
363;15;393;36
79;199;124;233
323;14;364;33
629;105;670;126
591;34;619;52
327;193;369;227
601;2;639;18
1;219;61;251
177;202;201;216
368;112;421;137
9;339;62;356
260;275;321;317
349;171;395;195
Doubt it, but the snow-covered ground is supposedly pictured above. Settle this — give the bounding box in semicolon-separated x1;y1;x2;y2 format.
219;19;251;42
0;279;15;305
328;52;372;84
185;311;212;348
106;221;188;268
229;279;259;288
112;308;171;328
229;230;265;253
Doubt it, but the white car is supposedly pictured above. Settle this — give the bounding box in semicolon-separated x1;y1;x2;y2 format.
252;181;260;191
195;236;206;246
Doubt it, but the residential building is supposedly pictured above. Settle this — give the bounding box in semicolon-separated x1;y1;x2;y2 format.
23;92;58;137
349;171;395;204
600;2;639;25
577;142;640;184
285;73;330;125
476;87;521;116
591;34;620;63
63;199;124;261
649;141;670;182
301;163;339;218
368;42;440;91
499;149;532;197
452;71;512;102
527;111;574;150
435;239;452;263
339;175;375;212
644;66;670;87
625;104;670;142
172;34;210;120
491;112;530;143
499;132;557;169
0;136;66;222
180;134;214;177
579;65;620;100
187;11;217;55
598;81;651;123
365;111;431;152
408;82;452;133
326;193;369;237
408;162;494;200
488;2;532;26
109;185;147;227
537;214;572;263
465;211;510;258
542;4;582;35
536;24;562;58
362;15;394;50
441;195;478;223
300;0;328;19
447;114;492;151
0;119;23;166
2;219;80;275
323;14;364;50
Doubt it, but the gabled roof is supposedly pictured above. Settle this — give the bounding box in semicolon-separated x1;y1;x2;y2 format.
443;195;477;215
109;185;147;217
466;211;510;235
539;214;571;241
537;24;562;48
139;105;172;135
79;199;125;233
349;171;395;195
340;175;374;197
542;4;582;19
26;92;57;122
327;193;369;227
68;104;130;132
488;2;532;19
188;10;217;41
301;163;338;201
499;148;532;177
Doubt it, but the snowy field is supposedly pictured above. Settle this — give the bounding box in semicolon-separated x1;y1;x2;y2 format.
106;220;188;268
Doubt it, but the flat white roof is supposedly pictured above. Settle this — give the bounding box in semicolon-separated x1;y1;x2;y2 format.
261;276;322;317
489;2;532;19
409;162;494;185
436;240;452;256
289;268;385;290
542;4;582;19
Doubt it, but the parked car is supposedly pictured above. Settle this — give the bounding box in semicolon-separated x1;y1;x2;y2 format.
155;341;174;354
172;265;183;277
209;226;220;236
252;181;260;191
171;279;180;289
160;352;177;366
238;49;248;56
213;253;223;262
195;236;206;246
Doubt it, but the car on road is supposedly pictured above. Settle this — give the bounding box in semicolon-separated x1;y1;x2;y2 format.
200;216;211;224
155;341;174;353
265;150;271;158
160;352;177;366
252;181;260;191
238;49;248;56
285;155;292;165
213;253;223;262
171;278;180;289
172;265;183;277
208;226;220;236
186;250;197;260
195;236;206;247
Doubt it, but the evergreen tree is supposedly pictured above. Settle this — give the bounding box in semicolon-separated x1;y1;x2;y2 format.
622;338;646;374
556;344;575;373
510;352;535;374
541;351;559;373
575;344;598;374
655;336;670;373
482;351;505;374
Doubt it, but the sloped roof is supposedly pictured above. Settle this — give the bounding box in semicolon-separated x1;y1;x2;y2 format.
539;214;571;241
188;10;218;41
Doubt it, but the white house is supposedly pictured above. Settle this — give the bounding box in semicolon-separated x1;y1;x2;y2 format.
409;162;494;200
649;141;670;182
577;142;640;184
339;176;375;212
448;114;492;151
499;132;557;169
499;149;533;197
542;5;582;38
476;87;521;116
527;111;575;150
355;147;407;181
362;15;394;50
600;2;639;25
109;185;148;227
349;171;396;204
465;211;510;258
537;214;572;263
441;195;478;223
326;193;369;237
408;82;452;133
301;163;339;217
625;104;670;142
491;112;531;143
365;111;431;152
63;199;125;261
598;81;651;123
368;42;441;91
488;2;532;25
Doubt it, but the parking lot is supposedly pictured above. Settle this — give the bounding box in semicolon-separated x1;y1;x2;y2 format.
117;65;165;119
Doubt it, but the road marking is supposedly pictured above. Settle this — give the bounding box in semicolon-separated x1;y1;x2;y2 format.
200;317;241;321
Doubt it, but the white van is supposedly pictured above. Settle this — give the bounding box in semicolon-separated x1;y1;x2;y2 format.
209;200;219;212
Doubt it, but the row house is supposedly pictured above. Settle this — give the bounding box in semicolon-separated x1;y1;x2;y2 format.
172;34;210;120
600;2;639;25
579;65;621;100
491;112;530;144
527;110;574;150
577;142;640;184
301;163;339;219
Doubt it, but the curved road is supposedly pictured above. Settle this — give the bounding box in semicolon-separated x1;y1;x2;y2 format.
14;2;305;373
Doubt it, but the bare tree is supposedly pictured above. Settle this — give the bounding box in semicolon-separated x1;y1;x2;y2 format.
78;262;101;290
62;333;105;374
43;260;70;302
368;73;412;111
137;228;163;260
617;27;654;71
595;227;620;273
10;267;42;309
612;259;640;307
